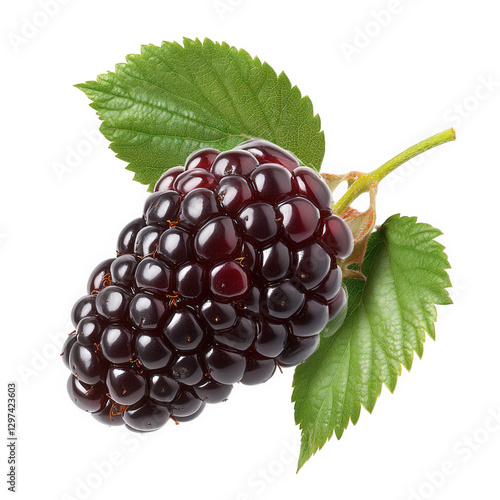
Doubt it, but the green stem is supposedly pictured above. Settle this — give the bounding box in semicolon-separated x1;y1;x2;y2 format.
332;128;456;216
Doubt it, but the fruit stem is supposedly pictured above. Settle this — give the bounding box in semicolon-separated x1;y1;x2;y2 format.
332;128;456;216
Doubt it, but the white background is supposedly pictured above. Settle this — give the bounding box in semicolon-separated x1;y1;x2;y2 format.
2;0;500;499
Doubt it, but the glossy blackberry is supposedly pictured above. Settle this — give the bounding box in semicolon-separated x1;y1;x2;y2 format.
136;333;172;370
174;402;206;422
180;188;218;227
171;389;204;418
96;286;131;321
158;227;191;265
213;315;257;351
163;309;205;351
260;242;290;282
176;263;204;300
63;139;353;432
123;401;172;432
61;333;78;369
216;176;254;214
241;355;276;386
154;166;184;192
135;258;172;294
293;167;333;212
200;300;237;330
254;320;288;358
93;400;127;427
278;197;320;245
265;280;305;319
193;379;232;403
129;294;167;330
290;299;330;337
293;243;331;290
71;295;97;328
195;216;238;260
278;335;320;367
106;366;147;406
116;218;146;255
101;325;133;364
174;169;217;194
204;347;247;384
134;226;162;258
110;255;137;287
76;317;104;349
149;374;179;403
250;163;293;201
211;150;259;177
69;343;104;385
209;261;250;299
236;138;300;172
144;191;181;228
237;202;279;245
67;376;108;413
87;258;114;294
171;355;204;386
185;148;220;172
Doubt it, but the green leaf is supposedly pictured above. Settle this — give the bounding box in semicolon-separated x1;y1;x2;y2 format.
292;214;452;471
77;38;325;190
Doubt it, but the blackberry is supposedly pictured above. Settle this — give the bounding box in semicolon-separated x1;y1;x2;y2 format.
63;139;353;432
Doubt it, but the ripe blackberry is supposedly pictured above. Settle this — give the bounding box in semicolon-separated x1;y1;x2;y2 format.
63;139;353;432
